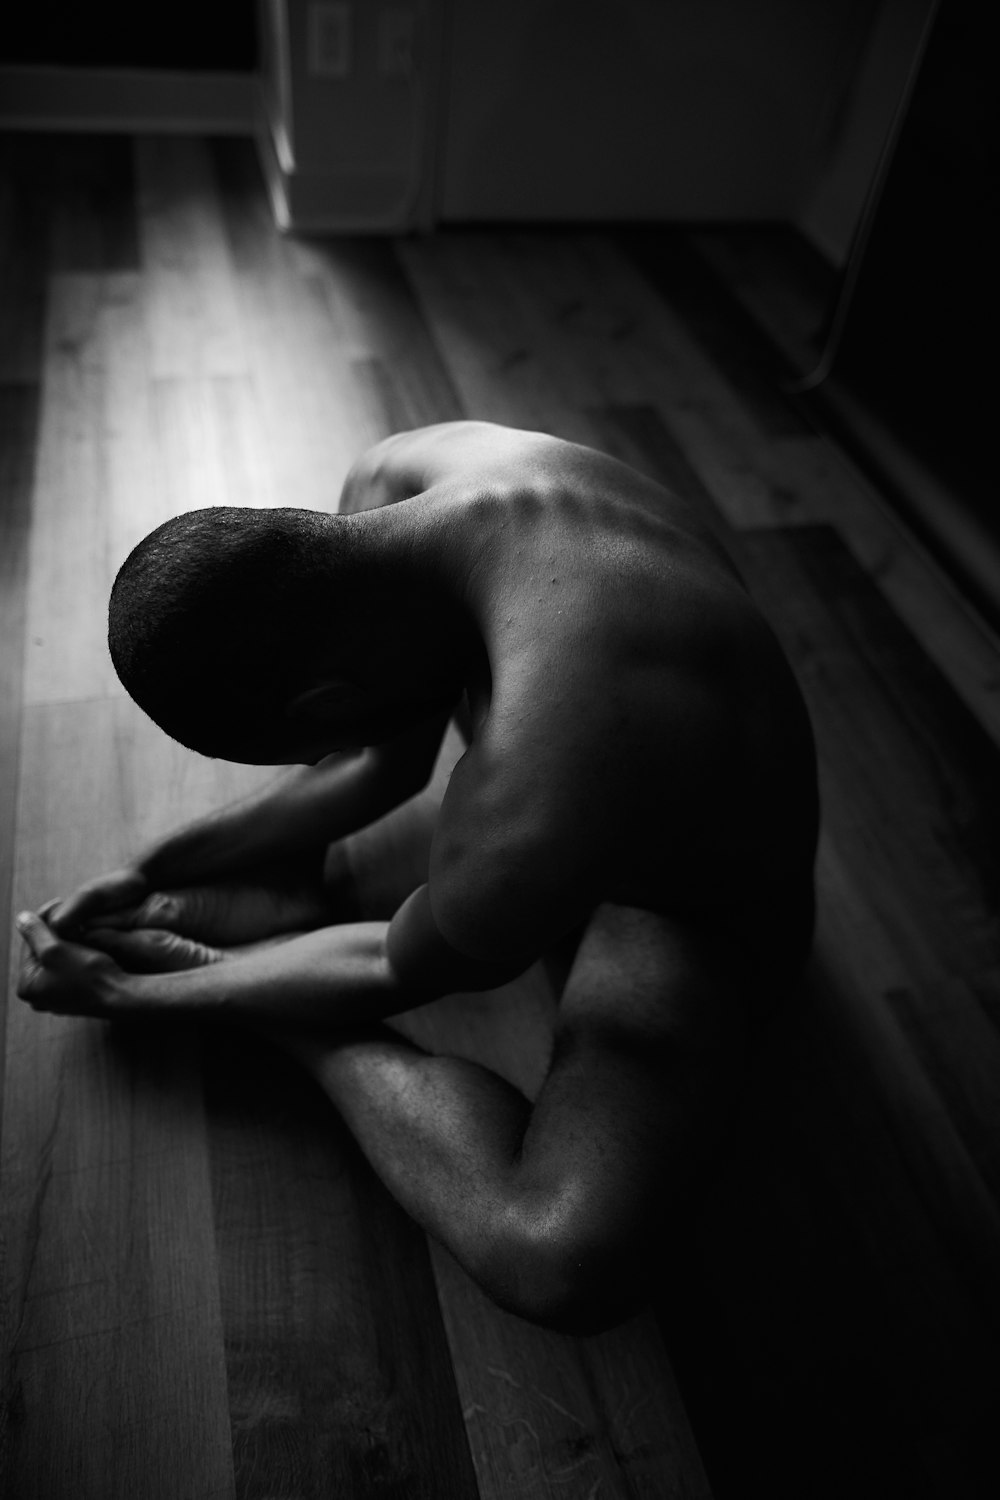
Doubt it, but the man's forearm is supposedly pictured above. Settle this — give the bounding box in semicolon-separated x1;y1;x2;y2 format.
114;921;419;1026
139;716;449;888
138;756;363;885
140;753;406;886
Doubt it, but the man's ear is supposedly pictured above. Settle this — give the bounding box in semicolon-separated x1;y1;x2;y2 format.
285;679;362;722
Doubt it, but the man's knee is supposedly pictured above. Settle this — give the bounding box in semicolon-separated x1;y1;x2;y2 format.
472;1198;650;1336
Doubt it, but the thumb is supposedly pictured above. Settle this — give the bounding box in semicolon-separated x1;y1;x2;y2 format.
50;868;148;935
16;911;60;963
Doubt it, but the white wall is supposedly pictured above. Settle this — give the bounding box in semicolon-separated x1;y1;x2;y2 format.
440;0;879;223
257;0;442;231
255;0;926;247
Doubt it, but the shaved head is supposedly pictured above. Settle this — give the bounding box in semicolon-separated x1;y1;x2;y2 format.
109;507;358;755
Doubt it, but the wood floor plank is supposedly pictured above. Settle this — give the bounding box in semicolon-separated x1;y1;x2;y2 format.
228;262;380;511
23;262;275;710
23;274;118;706
150;372;276;516
560;231;835;523
289;237;466;431
585;403;729;519
1;699;249;1500
755;430;1000;749
431;230;779;518
432;1248;711;1500
490;228;847;525
0;138;50;384
439;1247;714;1500
23;271;163;706
134;136;248;382
210;143;401;503
690;225;833;376
394;234;599;446
99;273;165;560
44;134;141;276
0;383;40;1145
620;229;813;440
204;1030;479;1500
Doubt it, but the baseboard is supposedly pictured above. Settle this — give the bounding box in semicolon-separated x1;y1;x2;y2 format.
0;65;257;134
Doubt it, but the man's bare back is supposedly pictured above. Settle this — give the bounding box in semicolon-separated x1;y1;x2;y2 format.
16;421;818;1332
348;422;817;987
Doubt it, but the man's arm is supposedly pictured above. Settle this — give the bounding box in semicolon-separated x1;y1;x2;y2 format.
50;713;449;934
140;715;449;885
18;883;529;1023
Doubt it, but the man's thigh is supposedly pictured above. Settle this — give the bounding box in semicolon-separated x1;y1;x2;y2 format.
525;903;750;1220
555;902;751;1052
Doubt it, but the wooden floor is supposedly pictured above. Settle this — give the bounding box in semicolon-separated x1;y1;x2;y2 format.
2;134;999;1499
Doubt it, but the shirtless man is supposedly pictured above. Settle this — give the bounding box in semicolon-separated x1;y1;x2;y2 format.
16;421;818;1334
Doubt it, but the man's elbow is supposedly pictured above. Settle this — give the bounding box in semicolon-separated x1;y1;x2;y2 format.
386;886;533;1000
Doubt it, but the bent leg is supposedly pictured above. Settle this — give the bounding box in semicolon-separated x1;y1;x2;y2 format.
271;903;751;1333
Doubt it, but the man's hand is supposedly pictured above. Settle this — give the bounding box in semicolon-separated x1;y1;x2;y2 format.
51;870;335;950
86;925;227;973
15;906;298;1021
16;910;124;1017
47;867;149;937
17;909;424;1028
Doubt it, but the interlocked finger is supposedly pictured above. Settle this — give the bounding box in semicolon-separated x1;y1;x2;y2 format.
87;926;224;973
95;888;216;938
15;912;118;1016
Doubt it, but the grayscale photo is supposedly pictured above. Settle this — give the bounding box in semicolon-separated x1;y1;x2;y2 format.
1;3;995;1497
